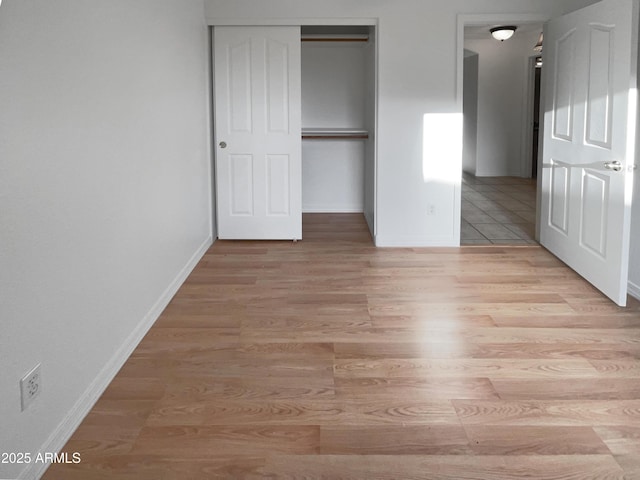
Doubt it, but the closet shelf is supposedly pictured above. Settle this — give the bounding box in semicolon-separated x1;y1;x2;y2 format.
302;128;368;139
301;34;369;43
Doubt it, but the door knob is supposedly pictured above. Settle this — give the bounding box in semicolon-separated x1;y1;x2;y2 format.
219;141;227;149
604;161;622;172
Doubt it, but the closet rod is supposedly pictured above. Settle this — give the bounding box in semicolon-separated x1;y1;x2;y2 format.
302;128;368;140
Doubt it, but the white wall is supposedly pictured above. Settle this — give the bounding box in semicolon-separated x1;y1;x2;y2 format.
302;42;366;212
205;0;596;246
465;29;542;177
302;42;367;129
463;49;479;175
0;1;212;479
302;141;365;212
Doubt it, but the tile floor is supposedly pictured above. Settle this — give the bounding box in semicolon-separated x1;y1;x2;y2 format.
461;173;538;245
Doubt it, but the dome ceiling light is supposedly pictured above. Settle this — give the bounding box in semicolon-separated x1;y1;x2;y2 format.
490;26;517;41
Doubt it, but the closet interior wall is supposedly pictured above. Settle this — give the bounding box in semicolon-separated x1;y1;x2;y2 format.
301;26;375;224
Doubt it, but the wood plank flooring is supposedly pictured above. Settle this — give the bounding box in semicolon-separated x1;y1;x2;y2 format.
43;214;640;479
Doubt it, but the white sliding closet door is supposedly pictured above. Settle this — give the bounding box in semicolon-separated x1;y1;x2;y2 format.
214;26;302;240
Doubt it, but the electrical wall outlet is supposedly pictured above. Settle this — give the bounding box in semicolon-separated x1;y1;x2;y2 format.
427;204;436;215
20;364;41;411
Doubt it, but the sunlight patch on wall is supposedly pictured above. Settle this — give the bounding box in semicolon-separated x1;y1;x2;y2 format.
422;113;463;185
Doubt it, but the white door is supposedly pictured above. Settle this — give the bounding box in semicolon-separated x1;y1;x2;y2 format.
214;26;302;240
540;0;638;306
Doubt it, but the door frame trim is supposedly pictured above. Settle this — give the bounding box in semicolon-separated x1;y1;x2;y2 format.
207;17;379;240
206;17;377;27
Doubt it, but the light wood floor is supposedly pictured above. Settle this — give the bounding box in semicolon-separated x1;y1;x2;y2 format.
44;214;640;479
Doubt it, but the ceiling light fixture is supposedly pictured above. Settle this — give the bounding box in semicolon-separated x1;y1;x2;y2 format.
490;26;517;41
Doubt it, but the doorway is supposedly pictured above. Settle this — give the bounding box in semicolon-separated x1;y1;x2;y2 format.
460;20;544;245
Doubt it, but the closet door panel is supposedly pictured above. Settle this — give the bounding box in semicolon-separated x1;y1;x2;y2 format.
214;26;302;240
265;39;291;134
227;40;253;134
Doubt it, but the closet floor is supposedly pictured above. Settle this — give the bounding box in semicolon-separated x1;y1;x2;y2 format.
461;173;537;245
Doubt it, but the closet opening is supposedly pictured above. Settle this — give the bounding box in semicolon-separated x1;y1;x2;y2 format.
300;25;377;243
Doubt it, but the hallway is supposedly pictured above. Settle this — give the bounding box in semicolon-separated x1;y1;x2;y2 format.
461;173;537;245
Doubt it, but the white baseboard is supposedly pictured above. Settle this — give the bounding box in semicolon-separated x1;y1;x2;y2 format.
22;236;213;480
375;234;459;247
629;280;640;301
